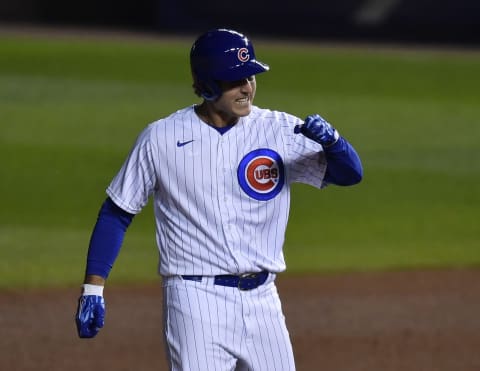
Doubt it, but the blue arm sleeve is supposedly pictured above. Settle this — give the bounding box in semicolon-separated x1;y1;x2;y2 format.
85;197;135;278
323;137;363;186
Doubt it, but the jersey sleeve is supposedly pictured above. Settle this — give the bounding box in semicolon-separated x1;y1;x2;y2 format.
283;113;327;189
106;124;158;214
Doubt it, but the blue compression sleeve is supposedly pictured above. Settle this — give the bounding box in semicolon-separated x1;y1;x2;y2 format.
323;137;363;186
85;197;135;278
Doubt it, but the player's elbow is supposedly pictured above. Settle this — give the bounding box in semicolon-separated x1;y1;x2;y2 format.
344;156;363;186
336;171;362;186
330;162;363;186
350;167;363;185
348;162;363;185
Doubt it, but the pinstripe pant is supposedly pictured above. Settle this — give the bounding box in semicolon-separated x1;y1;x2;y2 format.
162;275;296;371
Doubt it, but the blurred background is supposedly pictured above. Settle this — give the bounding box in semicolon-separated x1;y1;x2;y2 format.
1;0;479;288
1;0;480;46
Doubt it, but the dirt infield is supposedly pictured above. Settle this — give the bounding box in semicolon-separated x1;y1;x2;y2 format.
1;269;480;371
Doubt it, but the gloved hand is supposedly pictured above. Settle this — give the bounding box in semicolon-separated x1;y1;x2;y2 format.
75;286;105;338
294;114;340;147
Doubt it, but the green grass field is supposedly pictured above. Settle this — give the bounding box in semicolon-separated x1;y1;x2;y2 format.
1;32;479;288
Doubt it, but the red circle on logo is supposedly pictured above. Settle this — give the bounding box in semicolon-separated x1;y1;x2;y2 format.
246;157;279;192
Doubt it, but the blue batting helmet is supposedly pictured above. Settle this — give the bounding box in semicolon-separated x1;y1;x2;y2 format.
190;29;270;100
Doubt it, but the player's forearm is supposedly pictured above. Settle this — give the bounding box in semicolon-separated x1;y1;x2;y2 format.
84;197;135;280
323;137;363;186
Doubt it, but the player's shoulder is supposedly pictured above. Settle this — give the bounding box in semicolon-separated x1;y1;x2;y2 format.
142;105;195;137
149;106;195;128
132;106;194;145
249;106;302;126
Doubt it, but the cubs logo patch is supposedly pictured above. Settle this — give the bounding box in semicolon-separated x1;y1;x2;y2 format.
237;149;285;201
237;47;250;63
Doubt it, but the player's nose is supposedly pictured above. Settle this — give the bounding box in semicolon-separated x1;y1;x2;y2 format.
239;78;254;93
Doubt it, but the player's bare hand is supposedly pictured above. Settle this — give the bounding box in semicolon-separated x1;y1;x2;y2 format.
294;114;339;147
75;295;105;338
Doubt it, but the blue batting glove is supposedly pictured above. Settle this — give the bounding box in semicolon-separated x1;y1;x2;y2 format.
294;114;340;147
76;295;105;338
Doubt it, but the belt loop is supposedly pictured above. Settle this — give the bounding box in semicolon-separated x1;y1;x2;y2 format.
181;275;202;282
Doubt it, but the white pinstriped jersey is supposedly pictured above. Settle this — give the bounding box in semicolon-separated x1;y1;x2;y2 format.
107;105;327;276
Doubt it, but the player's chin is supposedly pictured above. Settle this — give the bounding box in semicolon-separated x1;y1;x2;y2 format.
233;101;252;116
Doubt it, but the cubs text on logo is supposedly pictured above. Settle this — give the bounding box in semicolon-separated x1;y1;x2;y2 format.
237;149;285;201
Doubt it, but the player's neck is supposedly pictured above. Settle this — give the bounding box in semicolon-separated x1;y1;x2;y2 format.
194;103;239;128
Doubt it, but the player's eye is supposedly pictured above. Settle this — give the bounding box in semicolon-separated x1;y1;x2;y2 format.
220;77;254;90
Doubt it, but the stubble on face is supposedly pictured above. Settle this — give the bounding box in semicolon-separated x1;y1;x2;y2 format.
199;77;256;127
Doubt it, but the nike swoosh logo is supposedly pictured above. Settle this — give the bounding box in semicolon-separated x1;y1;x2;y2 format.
177;139;194;147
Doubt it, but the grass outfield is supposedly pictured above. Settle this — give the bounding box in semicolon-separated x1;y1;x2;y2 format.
1;32;479;288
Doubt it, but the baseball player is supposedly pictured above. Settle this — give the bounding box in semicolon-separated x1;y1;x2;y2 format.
75;28;363;370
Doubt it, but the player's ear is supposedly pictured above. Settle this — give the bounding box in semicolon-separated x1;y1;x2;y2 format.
192;75;215;99
193;77;221;101
200;81;219;101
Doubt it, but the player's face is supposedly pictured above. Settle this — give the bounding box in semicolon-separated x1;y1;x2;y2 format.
214;76;256;123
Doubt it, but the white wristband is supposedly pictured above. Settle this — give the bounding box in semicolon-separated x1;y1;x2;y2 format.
82;284;104;296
